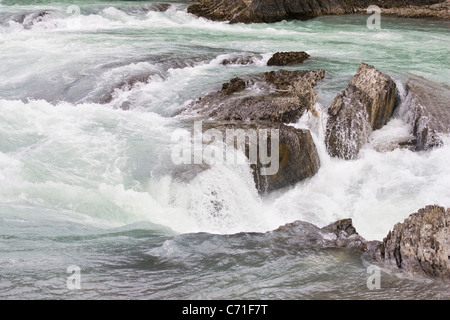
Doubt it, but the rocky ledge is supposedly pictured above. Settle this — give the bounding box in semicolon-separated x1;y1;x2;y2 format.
178;67;325;193
281;205;450;279
187;0;449;23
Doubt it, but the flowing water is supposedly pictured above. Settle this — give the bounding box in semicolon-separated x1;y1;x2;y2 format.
0;0;449;299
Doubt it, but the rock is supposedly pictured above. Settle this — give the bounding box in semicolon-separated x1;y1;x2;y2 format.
320;218;367;251
402;75;450;151
325;63;397;160
220;53;263;66
12;11;58;29
187;0;250;22
200;121;320;193
150;3;172;12
231;0;352;23
374;205;450;279
183;69;325;124
179;68;325;192
188;0;448;23
275;218;367;251
267;52;310;66
373;0;450;20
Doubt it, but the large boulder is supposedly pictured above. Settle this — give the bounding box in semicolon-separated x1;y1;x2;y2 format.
372;205;450;279
183;69;325;123
403;76;450;151
325;63;397;160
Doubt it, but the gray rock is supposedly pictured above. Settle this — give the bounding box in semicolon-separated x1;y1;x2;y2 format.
374;205;450;279
183;69;325;124
187;0;447;24
325;63;397;160
199;121;320;193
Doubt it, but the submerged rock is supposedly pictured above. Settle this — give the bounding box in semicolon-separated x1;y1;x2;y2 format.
220;53;263;66
371;205;450;279
267;52;310;66
325;63;397;160
403;76;450;151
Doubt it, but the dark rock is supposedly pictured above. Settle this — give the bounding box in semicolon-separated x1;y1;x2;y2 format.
403;75;450;151
221;77;247;95
267;52;310;66
325;63;397;160
187;0;250;22
183;69;325;124
200;121;320;193
372;205;450;279
188;0;447;23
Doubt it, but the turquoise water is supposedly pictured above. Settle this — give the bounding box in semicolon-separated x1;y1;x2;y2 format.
0;1;449;299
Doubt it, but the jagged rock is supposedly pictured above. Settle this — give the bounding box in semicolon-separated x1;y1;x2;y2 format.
320;218;367;251
374;205;450;279
267;52;310;66
403;76;450;151
325;63;397;160
275;218;367;251
179;68;325;192
183;69;325;124
188;0;447;23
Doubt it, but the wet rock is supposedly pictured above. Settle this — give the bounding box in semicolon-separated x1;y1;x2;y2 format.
403;76;450;151
150;3;172;12
375;0;450;20
12;11;58;29
320;218;367;251
179;67;325;192
275;218;367;251
188;0;448;23
267;52;310;66
373;205;450;279
183;69;325;124
220;53;263;66
325;63;397;160
200;121;320;193
187;0;250;22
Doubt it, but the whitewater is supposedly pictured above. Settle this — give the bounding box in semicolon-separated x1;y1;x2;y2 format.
0;0;449;299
